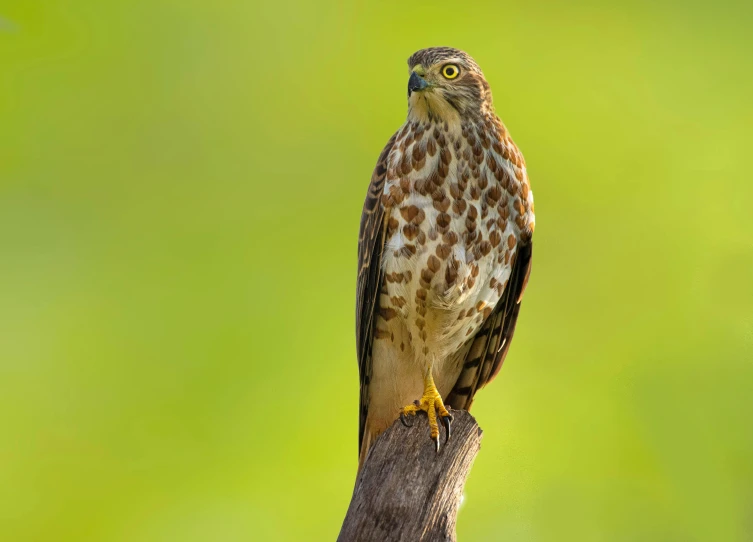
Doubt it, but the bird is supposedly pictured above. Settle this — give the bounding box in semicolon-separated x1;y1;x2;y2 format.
356;47;534;469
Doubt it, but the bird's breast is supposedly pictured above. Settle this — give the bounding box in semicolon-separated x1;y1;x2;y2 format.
375;118;534;363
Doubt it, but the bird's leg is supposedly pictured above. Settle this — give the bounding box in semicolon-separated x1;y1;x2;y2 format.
399;366;453;451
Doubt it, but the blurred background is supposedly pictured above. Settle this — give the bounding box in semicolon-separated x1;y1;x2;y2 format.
1;1;752;540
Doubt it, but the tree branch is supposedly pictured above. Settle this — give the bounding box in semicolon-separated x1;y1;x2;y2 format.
338;410;483;542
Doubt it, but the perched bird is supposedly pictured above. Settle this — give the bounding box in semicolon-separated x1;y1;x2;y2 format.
356;47;534;468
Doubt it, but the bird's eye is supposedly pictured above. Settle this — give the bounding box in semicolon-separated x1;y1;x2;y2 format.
442;64;460;79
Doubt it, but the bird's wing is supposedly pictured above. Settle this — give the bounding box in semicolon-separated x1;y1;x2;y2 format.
356;134;396;454
446;241;533;411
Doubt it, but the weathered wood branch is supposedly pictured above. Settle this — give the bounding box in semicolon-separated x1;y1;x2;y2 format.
338;410;482;542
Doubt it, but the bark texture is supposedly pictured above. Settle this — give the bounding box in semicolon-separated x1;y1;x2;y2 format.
338;410;482;542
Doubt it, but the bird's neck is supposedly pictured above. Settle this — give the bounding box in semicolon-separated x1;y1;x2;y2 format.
407;94;462;127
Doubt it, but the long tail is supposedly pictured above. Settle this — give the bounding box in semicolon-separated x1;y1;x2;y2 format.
358;420;387;472
357;427;374;471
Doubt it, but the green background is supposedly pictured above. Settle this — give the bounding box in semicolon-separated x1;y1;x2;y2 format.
2;1;752;540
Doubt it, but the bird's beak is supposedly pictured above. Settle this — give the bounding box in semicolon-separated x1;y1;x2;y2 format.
408;72;429;97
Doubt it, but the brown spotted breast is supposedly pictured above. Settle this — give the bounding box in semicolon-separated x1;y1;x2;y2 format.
377;115;534;376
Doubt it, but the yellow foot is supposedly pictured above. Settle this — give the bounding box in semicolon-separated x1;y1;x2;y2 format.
399;370;453;452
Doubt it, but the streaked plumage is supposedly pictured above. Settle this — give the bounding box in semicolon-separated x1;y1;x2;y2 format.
356;47;534;466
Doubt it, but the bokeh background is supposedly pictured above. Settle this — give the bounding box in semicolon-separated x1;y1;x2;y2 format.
2;1;752;540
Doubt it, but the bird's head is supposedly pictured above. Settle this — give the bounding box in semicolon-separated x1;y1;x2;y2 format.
406;47;493;124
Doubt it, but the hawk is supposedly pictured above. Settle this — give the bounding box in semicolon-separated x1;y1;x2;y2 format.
356;47;534;468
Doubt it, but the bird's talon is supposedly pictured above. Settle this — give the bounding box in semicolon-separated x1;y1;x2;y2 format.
400;373;450;453
400;411;414;427
441;415;452;442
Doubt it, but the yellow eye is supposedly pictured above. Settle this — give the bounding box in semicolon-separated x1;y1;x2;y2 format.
442;64;460;79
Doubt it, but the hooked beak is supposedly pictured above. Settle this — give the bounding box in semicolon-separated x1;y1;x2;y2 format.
408;72;429;97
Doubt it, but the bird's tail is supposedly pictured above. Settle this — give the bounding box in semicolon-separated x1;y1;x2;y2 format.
357;431;372;472
357;422;382;472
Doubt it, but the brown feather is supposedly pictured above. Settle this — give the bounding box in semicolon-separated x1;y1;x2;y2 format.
356;134;396;453
446;241;533;410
